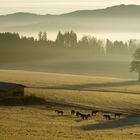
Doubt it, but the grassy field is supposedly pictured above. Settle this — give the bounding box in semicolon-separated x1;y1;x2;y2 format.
0;69;140;140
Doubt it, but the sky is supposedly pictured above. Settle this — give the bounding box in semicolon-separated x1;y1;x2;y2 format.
0;0;140;15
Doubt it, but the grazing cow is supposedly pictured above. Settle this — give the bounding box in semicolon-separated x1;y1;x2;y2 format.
55;110;63;115
91;110;99;116
80;113;91;120
114;113;122;118
76;111;91;120
84;114;91;120
76;111;82;117
71;110;76;115
103;114;111;120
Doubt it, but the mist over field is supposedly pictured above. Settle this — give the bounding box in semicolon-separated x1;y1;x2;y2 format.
0;5;140;80
0;6;140;80
1;4;140;41
0;30;138;80
0;2;140;140
0;45;135;79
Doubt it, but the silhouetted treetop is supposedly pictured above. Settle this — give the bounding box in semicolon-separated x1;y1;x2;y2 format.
0;32;139;55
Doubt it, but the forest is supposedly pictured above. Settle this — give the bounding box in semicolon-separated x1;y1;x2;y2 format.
0;31;139;55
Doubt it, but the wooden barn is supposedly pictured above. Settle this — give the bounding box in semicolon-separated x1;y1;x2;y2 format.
0;82;26;97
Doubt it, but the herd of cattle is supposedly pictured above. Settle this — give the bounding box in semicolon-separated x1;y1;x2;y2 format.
55;109;123;120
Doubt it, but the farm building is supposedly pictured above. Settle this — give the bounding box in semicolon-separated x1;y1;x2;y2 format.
0;82;26;97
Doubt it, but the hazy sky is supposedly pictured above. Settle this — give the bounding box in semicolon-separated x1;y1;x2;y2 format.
0;0;140;15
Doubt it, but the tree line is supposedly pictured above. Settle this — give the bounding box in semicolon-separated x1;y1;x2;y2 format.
1;31;140;80
0;31;139;55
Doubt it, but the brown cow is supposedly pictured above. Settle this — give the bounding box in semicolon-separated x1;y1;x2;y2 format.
76;111;82;117
55;110;63;115
91;110;99;116
80;113;91;120
71;110;76;115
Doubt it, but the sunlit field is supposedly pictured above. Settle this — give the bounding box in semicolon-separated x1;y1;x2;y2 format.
0;70;139;140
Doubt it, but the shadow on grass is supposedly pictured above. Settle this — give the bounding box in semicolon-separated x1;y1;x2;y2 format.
81;115;140;131
40;80;140;94
28;80;140;95
47;81;140;89
0;96;48;106
0;96;94;111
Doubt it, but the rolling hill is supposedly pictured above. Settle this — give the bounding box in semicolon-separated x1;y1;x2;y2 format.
0;4;140;33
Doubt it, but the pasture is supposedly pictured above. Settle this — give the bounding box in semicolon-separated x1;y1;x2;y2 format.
0;69;139;140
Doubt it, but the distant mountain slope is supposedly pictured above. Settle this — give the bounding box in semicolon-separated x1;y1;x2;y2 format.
62;4;140;17
0;4;140;33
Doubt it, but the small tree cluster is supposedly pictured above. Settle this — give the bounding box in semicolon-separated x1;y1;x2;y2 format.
78;35;104;55
55;31;77;47
130;48;140;81
38;32;47;41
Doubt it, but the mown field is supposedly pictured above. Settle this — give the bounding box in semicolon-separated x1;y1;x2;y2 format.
0;70;140;140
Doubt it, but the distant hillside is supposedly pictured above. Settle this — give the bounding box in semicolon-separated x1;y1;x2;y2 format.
62;4;140;17
0;4;140;33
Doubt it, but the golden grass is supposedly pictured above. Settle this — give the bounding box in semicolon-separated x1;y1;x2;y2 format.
0;106;139;140
27;89;140;114
0;69;139;140
0;69;139;93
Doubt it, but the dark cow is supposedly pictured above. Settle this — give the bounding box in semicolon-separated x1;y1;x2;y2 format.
103;114;111;120
91;110;99;116
71;110;76;115
79;113;91;120
76;112;91;120
76;111;81;117
114;113;122;118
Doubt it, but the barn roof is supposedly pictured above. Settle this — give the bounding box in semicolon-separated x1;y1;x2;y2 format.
0;82;26;91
